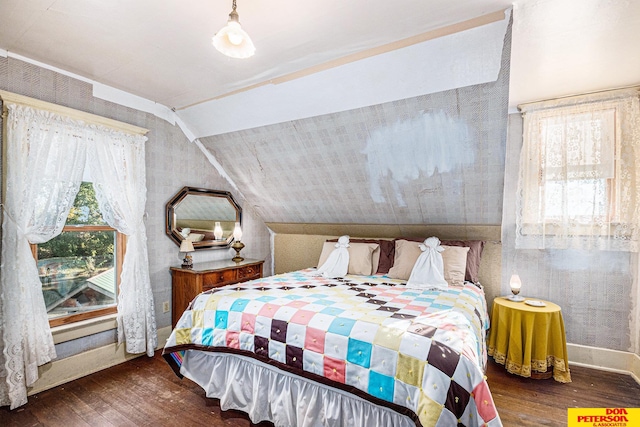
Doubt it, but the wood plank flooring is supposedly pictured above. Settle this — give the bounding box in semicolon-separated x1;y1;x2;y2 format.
485;360;640;426
1;351;639;426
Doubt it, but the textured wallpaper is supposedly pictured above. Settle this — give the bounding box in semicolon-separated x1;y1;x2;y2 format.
199;24;511;226
501;114;634;352
0;57;273;359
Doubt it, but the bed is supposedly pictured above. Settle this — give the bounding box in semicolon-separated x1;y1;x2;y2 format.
163;239;502;427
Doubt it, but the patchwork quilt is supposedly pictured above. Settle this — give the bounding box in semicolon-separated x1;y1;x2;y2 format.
163;269;502;427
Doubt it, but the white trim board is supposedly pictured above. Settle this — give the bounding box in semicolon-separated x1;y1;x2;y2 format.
30;326;172;396
51;313;118;344
178;10;511;138
567;343;640;385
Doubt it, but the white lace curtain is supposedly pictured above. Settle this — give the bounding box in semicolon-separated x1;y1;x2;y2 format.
0;96;156;409
516;87;640;251
88;131;156;354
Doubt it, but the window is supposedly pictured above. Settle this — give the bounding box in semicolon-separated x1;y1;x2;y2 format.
531;107;617;223
32;182;126;327
516;88;640;251
1;90;154;409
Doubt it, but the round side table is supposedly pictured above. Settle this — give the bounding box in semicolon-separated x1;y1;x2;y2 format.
487;296;571;383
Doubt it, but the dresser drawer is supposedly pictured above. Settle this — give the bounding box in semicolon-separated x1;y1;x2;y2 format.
202;269;237;288
237;264;261;281
171;259;264;328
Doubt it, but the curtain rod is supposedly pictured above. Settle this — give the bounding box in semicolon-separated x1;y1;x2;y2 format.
517;85;640;112
0;90;148;136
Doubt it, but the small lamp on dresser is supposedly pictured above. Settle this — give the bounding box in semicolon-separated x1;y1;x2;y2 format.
214;221;223;240
231;222;245;262
180;239;195;269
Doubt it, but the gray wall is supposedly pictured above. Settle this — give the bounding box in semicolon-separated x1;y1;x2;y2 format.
0;57;272;359
198;20;512;227
501;114;634;352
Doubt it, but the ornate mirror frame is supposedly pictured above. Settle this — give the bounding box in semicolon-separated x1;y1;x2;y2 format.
166;187;242;250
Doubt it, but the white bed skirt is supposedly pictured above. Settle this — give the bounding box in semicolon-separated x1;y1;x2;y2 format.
181;350;416;427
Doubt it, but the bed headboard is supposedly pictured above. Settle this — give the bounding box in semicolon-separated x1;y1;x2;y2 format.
268;223;502;306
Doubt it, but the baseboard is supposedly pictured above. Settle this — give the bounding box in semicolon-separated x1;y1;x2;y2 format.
29;325;172;396
632;352;640;384
567;343;640;384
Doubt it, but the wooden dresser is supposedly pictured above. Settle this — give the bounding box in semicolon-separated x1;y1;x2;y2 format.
170;258;264;327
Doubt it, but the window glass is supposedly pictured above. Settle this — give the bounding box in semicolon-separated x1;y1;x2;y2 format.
35;182;120;322
516;88;640;251
543;179;608;221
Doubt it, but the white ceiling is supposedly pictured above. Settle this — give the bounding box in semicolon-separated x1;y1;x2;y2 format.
509;0;640;108
0;0;513;110
1;0;639;137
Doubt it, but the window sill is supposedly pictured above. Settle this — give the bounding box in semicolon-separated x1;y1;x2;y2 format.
51;313;118;345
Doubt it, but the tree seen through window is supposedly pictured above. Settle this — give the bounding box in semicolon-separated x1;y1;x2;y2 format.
35;182;123;324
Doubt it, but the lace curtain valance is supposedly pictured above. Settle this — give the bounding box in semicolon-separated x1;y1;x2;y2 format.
0;91;156;409
516;87;640;251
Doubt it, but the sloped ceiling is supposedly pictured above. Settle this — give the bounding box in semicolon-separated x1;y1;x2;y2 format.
199;20;512;225
2;1;638;139
0;0;513;109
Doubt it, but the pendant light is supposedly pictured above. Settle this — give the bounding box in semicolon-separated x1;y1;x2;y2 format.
212;0;255;59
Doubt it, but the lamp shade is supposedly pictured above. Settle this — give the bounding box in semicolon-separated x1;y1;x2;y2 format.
214;222;223;240
180;239;195;253
509;274;522;291
212;9;255;59
233;222;243;241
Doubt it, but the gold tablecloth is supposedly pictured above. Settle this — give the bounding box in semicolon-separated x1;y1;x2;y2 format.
487;297;571;383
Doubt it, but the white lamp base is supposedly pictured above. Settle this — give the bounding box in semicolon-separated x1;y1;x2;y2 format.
506;294;525;302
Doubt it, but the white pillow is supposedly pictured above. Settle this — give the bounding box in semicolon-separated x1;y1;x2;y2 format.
388;239;469;286
187;233;205;242
406;237;448;289
317;242;380;276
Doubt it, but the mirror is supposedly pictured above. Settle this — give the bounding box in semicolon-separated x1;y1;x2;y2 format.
166;187;241;249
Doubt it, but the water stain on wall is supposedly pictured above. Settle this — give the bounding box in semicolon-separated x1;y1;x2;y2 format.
363;110;475;207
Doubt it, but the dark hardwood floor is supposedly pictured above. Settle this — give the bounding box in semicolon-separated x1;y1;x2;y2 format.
485;360;640;426
1;351;638;426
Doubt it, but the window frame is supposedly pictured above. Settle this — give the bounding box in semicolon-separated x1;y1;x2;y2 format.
31;224;126;328
515;87;640;252
537;107;621;227
520;102;623;235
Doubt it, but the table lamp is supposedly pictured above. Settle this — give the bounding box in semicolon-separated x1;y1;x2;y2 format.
231;222;245;262
214;221;223;240
180;239;195;269
508;273;525;302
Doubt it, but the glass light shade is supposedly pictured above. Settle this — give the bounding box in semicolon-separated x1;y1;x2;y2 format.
508;274;525;301
233;222;243;241
214;222;223;240
212;20;255;59
509;274;522;292
179;240;195;253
